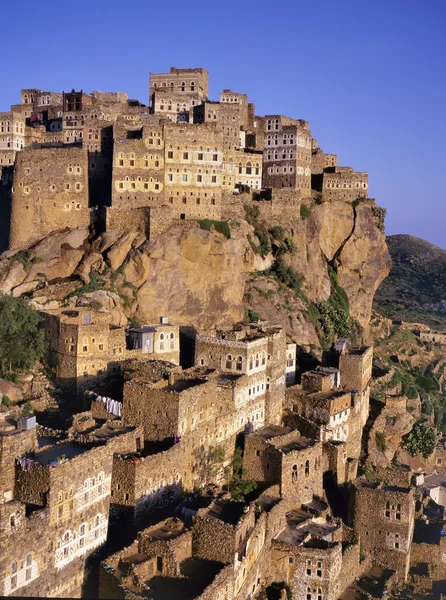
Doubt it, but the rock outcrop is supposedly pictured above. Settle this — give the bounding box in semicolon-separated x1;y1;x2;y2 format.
0;197;390;347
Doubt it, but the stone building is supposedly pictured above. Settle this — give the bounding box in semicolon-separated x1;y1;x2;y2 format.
419;329;446;345
149;67;209;122
163;121;223;219
194;322;287;425
263;116;312;192
311;146;338;175
243;425;324;504
42;308;180;399
0;408;142;598
313;166;369;202
270;506;360;600
350;479;415;582
9;147;91;249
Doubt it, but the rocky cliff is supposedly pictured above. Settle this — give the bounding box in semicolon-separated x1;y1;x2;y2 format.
0;197;390;347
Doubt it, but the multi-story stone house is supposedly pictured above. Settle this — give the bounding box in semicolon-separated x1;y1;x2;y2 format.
262;115;312;192
194;322;287;425
0;408;142;598
42;308;180;399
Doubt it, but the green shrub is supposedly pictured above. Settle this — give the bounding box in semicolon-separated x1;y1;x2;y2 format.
22;401;33;416
269;225;285;242
196;219;231;239
265;259;304;296
402;422;437;458
1;395;10;406
244;307;262;322
243;204;260;225
300;204;311;220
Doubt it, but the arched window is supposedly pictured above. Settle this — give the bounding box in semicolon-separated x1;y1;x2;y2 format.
181;82;185;91
255;353;259;368
236;356;243;371
170;332;174;349
11;561;17;573
159;333;165;351
246;161;252;175
26;554;32;566
292;464;298;482
225;355;233;369
191;81;195;91
249;357;253;370
262;352;266;366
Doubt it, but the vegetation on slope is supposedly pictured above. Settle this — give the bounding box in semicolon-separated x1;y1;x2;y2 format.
374;234;446;327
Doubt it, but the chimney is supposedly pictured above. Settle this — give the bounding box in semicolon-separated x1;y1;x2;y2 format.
160;316;168;325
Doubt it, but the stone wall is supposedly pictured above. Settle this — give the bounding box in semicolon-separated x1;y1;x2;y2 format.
10;147;91;249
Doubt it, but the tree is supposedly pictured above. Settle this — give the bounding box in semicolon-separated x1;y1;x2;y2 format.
0;294;46;376
193;445;226;484
224;447;257;501
402;422;437;458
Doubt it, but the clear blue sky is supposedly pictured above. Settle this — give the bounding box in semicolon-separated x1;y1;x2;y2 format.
1;0;445;246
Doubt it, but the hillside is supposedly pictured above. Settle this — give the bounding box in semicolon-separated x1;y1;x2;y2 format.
374;234;446;327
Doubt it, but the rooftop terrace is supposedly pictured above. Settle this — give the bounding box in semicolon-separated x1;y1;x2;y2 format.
205;498;248;525
142;518;186;542
33;443;88;465
276;509;339;547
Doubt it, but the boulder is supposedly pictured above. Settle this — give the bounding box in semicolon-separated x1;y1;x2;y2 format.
107;233;138;271
0;379;23;402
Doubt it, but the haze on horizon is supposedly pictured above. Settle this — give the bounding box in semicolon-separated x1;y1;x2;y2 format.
1;0;444;247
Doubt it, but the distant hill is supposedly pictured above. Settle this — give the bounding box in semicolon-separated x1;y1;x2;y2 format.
374;234;446;327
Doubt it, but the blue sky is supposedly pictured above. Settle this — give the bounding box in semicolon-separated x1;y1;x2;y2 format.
1;0;445;246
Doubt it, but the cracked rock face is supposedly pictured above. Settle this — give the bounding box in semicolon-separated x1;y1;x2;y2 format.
337;203;391;338
0;198;390;347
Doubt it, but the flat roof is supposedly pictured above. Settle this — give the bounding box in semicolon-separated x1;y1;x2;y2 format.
276;437;317;454
277;511;339;547
143;518;186;541
249;425;291;441
33;443;88;465
205;498;247;525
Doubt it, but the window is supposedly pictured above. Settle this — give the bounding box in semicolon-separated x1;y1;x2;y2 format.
26;568;31;580
11;575;17;589
26;554;32;566
183;152;189;159
213;153;218;161
198;153;203;160
157;556;163;572
182;174;188;182
305;460;310;476
11;561;17;574
226;355;233;369
167;151;173;159
236;356;243;370
211;175;217;183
